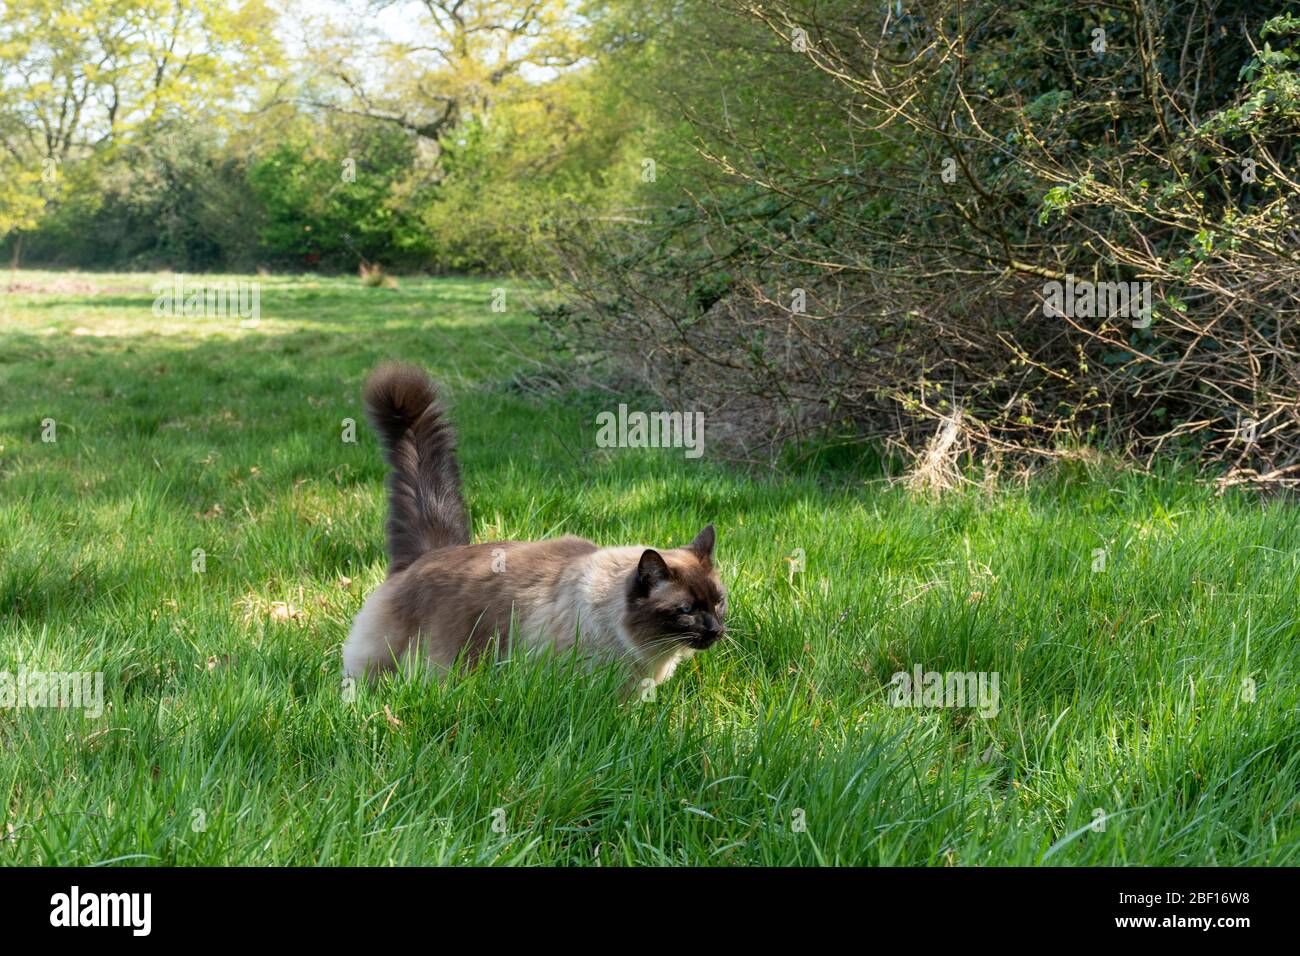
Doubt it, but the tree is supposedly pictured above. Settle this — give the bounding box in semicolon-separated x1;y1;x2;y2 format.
301;0;585;165
0;0;280;262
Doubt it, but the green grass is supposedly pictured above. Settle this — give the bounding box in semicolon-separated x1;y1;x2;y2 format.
1;269;1297;865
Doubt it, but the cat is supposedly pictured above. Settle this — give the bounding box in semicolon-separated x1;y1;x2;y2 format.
342;363;726;691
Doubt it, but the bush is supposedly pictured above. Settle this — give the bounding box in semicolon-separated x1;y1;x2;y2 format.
552;1;1300;484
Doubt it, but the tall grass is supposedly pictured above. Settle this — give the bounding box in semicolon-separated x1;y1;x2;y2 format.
0;272;1296;865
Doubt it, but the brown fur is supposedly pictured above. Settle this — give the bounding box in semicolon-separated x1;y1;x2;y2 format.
624;532;726;653
389;536;600;667
362;364;469;574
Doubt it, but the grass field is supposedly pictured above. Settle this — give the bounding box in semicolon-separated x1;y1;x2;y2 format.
1;271;1297;865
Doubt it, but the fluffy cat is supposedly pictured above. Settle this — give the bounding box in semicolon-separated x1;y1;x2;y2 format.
342;364;726;690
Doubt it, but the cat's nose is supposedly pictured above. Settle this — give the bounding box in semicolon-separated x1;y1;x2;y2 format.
693;631;721;649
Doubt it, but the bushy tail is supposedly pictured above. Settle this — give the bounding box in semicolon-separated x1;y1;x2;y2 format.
363;364;470;574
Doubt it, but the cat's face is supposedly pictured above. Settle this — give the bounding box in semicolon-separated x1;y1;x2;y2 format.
625;525;727;650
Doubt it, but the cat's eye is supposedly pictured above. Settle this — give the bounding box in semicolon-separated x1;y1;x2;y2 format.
676;603;694;615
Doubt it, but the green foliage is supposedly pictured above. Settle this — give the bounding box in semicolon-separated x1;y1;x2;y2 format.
247;123;433;270
554;0;1300;472
0;157;45;238
16;128;260;270
421;75;643;271
3;0;641;274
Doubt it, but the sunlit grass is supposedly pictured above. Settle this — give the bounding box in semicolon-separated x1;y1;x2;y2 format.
0;271;1297;865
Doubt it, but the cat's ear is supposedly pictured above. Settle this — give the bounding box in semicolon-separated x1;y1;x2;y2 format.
687;524;715;562
634;549;671;595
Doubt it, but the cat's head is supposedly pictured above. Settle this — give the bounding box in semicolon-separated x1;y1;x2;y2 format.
625;525;727;651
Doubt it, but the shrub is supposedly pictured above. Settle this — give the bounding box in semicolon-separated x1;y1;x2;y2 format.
552;1;1300;484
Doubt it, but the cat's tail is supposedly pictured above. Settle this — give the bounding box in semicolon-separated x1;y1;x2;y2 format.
362;363;470;574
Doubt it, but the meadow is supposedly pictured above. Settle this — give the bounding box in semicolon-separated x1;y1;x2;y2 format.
0;272;1297;865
